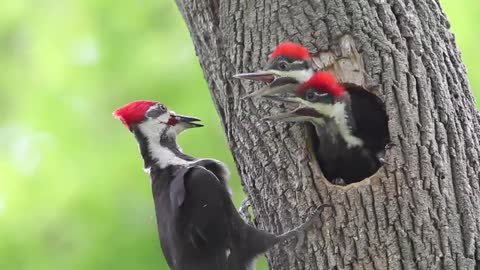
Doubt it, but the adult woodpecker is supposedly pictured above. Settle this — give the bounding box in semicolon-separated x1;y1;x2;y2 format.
113;100;330;270
262;72;389;184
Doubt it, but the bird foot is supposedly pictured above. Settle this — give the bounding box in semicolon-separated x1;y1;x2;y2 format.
376;150;391;166
293;230;306;262
274;204;334;261
238;198;253;225
285;204;334;261
378;156;389;166
385;142;396;150
279;204;334;244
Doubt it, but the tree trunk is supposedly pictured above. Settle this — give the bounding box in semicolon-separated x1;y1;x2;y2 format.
175;0;480;269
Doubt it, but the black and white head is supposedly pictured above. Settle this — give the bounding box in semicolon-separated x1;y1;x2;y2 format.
234;42;315;98
113;100;203;138
264;72;346;122
264;72;363;148
113;100;203;168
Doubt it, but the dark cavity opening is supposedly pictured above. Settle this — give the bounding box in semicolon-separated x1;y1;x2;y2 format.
307;84;390;186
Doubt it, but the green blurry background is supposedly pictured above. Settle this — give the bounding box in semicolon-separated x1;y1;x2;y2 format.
0;1;477;269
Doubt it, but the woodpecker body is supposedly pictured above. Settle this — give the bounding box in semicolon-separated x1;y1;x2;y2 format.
235;43;389;183
307;85;388;182
114;100;328;270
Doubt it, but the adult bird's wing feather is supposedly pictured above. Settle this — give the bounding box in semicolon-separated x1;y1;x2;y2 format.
172;165;232;270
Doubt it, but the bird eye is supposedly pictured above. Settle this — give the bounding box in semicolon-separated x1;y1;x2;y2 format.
158;104;166;112
306;91;316;101
278;61;288;71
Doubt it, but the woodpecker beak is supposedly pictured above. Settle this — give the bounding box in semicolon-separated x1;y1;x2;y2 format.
263;107;323;123
174;114;204;128
263;95;305;122
262;95;324;123
263;95;304;104
242;83;298;99
235;70;300;99
233;71;276;83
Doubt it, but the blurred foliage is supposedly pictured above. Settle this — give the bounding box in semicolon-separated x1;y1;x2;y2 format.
0;0;477;269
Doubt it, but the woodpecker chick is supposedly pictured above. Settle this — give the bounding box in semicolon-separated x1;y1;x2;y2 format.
234;42;315;98
113;100;330;270
235;42;389;184
264;72;389;184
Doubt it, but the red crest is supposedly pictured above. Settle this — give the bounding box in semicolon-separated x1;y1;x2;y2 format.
297;72;345;97
269;42;310;61
113;100;158;130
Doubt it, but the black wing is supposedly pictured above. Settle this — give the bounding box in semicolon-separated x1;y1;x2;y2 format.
171;165;232;270
348;88;389;153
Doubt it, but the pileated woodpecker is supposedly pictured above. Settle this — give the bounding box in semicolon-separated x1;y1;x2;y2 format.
113;100;330;270
262;72;389;184
234;42;389;184
234;41;315;98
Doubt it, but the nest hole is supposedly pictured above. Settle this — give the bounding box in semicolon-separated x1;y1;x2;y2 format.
307;84;390;186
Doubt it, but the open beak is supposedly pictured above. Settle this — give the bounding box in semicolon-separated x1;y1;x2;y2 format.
262;95;305;122
263;107;323;123
234;71;300;99
261;96;323;123
242;83;298;99
263;95;304;104
174;114;204;128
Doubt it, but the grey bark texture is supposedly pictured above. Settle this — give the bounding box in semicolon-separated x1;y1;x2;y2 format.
174;0;480;269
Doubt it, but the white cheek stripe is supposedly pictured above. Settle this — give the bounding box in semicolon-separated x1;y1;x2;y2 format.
268;68;314;83
311;102;363;148
312;117;326;126
138;119;188;170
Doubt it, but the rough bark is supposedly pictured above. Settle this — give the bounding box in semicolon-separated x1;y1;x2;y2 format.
175;0;480;269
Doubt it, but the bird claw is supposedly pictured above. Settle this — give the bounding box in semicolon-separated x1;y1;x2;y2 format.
385;142;396;150
238;199;253;225
378;156;389;166
293;230;306;262
290;204;334;262
376;150;390;166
